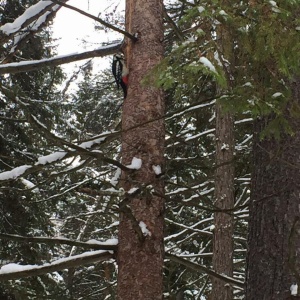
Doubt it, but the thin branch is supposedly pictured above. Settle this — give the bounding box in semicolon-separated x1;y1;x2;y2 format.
0;251;113;281
163;4;184;41
155;191;249;214
0;96;219;184
50;0;138;42
27;113;129;171
166;253;245;289
0;42;122;74
0;116;27;123
0;233;117;251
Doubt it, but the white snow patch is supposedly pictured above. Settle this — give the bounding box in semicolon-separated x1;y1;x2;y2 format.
271;6;280;13
110;168;121;186
86;238;118;246
0;263;37;274
272;92;283;98
183;37;195;45
139;221;152;236
0;1;53;35
0;165;31;180
198;6;205;13
214;51;222;67
269;0;280;11
152;165;162;175
209;225;215;231
126;157;142;170
128;187;139;194
79;137;106;149
221;143;229;150
290;283;298;296
234;118;253;124
51;271;64;283
21;178;39;192
36;151;67;165
219;10;228;16
269;0;278;7
199;57;217;73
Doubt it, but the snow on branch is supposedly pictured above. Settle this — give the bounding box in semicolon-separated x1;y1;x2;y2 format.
0;42;122;74
165;253;245;289
0;114;129;182
0;233;118;251
0;165;32;180
0;1;58;36
165;98;216;121
0;0;65;60
0;250;113;281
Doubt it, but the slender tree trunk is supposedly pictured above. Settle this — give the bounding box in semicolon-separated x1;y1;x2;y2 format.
211;7;235;298
211;104;235;300
246;78;300;299
116;0;165;299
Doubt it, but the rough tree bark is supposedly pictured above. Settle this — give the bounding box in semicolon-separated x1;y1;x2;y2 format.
211;7;235;298
116;0;165;299
246;78;300;299
211;104;235;300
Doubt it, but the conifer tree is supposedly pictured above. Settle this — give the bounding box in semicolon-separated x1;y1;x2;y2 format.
116;0;165;298
245;1;300;298
0;0;65;298
2;0;299;299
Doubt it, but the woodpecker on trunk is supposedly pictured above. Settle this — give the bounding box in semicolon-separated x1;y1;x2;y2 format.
112;54;129;99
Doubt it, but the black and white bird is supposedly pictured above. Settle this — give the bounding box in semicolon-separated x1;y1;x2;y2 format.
112;54;129;99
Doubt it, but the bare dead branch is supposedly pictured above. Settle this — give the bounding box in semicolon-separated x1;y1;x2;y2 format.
0;42;122;74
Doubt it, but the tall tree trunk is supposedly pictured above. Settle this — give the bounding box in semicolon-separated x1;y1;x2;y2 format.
211;8;235;298
246;78;300;299
211;104;235;300
116;0;165;299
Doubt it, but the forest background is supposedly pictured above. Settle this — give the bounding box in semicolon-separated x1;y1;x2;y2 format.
0;0;299;299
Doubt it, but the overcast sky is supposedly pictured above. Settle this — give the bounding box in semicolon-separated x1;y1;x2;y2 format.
52;0;124;72
53;0;124;53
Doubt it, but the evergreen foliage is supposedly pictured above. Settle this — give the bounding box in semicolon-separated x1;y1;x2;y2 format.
0;0;299;299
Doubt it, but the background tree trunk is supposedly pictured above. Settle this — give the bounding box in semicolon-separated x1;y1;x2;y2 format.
117;0;165;299
211;104;235;300
246;78;300;299
211;8;235;298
